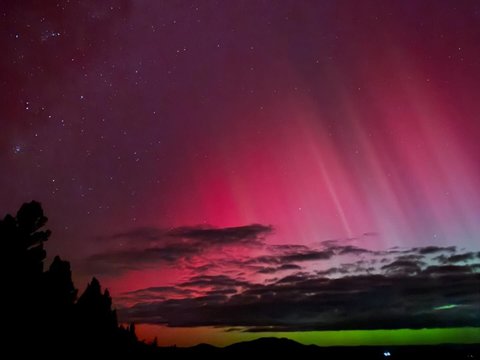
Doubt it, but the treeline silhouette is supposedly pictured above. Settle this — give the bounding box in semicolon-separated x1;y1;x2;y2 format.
0;201;149;356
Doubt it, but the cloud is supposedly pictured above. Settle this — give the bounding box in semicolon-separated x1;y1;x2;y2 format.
415;246;456;255
381;259;425;275
336;245;372;255
116;241;480;331
422;265;474;275
316;267;350;276
257;264;302;274
178;275;251;289
386;246;457;256
435;252;476;264
167;224;273;245
120;265;480;331
126;286;194;297
84;242;200;274
248;248;334;266
87;223;480;332
280;250;334;262
85;224;273;274
118;286;197;305
268;244;311;252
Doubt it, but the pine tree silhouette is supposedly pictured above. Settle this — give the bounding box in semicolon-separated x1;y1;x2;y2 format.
76;277;119;342
44;255;77;307
0;201;151;356
0;201;51;353
129;322;137;338
1;201;50;289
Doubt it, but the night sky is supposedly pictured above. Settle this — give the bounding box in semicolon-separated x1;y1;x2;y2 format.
1;0;480;346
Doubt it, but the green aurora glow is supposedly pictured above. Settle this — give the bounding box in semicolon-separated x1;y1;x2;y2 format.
138;325;480;347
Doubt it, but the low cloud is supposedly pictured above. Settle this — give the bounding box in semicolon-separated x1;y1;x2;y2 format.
248;248;334;266
415;246;456;255
257;264;302;274
167;224;273;245
381;259;425;275
85;224;273;274
435;252;476;264
120;265;480;331
84;242;200;274
86;223;480;332
178;275;251;289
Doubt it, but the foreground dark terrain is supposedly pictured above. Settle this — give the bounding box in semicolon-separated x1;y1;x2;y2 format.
1;202;478;358
157;338;479;359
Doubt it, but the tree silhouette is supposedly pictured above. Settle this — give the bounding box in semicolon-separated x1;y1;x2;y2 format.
0;201;148;356
0;201;52;353
44;255;77;307
129;322;137;338
41;255;78;350
76;277;119;343
1;201;50;285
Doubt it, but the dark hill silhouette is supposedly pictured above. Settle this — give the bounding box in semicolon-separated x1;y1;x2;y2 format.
226;336;307;351
157;337;480;359
173;338;479;359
